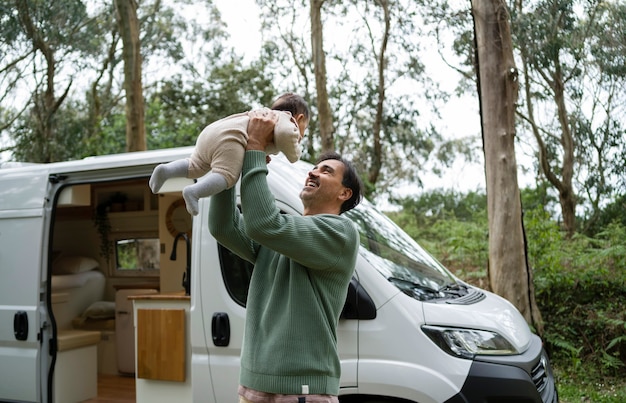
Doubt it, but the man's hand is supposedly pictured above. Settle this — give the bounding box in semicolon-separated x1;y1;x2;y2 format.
247;108;278;152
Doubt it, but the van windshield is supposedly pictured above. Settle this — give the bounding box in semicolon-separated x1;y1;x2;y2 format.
346;201;457;300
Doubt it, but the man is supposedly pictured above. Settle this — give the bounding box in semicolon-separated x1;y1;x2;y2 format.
208;110;363;403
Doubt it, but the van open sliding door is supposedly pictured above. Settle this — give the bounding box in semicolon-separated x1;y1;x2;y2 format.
0;170;50;402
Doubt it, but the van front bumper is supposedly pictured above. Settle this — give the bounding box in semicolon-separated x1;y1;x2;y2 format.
445;335;558;403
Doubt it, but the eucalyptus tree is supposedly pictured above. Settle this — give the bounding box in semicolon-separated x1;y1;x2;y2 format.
254;0;440;197
334;0;439;196
414;0;625;330
310;0;334;153
254;0;317;159
86;0;228;155
511;0;626;236
0;0;231;161
115;0;146;151
427;0;626;236
1;0;100;162
472;0;543;332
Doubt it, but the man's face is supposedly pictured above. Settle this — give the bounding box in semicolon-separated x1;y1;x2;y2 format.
300;158;348;214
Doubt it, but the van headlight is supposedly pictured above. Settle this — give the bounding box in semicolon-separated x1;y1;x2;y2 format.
421;325;518;359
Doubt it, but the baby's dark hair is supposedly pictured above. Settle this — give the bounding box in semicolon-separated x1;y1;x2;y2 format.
271;93;310;121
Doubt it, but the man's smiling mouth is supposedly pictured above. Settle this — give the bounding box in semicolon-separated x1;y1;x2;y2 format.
305;179;319;188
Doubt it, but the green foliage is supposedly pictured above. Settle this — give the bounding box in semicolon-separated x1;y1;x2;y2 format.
86;109;127;156
584;194;626;237
419;0;626;238
511;0;626;232
11;100;102;161
2;0;102;162
523;210;626;377
144;60;279;151
1;0;236;162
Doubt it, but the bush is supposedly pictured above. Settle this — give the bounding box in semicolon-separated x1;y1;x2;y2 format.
525;212;626;376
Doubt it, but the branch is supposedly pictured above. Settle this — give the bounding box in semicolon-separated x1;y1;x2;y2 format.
434;26;474;81
16;0;54;65
0;95;32;132
520;50;563;192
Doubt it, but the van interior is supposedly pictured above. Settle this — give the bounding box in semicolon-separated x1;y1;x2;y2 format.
50;177;190;402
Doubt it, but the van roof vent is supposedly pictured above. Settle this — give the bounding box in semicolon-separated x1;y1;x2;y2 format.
443;289;486;305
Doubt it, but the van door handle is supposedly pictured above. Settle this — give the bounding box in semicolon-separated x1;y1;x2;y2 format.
14;311;29;341
211;312;230;347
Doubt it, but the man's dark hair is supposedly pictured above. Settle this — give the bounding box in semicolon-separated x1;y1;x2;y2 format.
271;93;310;121
316;152;363;214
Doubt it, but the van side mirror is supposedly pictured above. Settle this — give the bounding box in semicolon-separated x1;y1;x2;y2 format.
341;277;376;320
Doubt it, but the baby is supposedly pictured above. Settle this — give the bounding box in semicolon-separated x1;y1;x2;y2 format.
149;93;310;215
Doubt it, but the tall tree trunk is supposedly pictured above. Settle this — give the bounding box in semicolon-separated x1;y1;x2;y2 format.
472;0;543;333
550;65;577;236
518;50;577;237
115;0;146;152
515;1;576;237
367;0;390;187
310;0;334;153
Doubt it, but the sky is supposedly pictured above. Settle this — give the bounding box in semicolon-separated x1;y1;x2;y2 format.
213;0;263;60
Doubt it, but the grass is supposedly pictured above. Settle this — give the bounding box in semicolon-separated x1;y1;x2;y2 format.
553;364;626;402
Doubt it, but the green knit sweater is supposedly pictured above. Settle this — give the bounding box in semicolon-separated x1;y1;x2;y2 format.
208;151;359;396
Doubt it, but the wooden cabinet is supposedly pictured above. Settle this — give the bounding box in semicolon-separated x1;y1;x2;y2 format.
131;293;191;403
136;308;185;381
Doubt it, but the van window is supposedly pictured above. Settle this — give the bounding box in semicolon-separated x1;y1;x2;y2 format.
113;235;160;277
345;202;457;299
218;244;253;306
218;207;291;306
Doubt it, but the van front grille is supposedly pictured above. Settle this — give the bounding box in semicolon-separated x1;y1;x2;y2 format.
532;354;558;402
531;357;547;394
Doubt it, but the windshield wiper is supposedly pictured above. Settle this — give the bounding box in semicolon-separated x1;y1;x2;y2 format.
438;282;462;292
438;282;468;297
388;277;442;296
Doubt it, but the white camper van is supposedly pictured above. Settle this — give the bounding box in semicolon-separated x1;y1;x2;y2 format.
0;147;558;403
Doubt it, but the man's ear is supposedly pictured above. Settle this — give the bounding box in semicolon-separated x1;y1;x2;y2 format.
338;187;353;202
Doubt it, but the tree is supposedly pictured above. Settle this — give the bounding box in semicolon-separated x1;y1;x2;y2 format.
364;0;390;188
115;0;146;152
1;0;231;161
511;0;626;236
3;0;96;162
425;1;626;237
310;0;334;153
334;0;437;197
472;0;543;332
254;0;439;197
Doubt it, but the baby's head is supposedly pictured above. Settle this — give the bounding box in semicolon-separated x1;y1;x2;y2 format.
271;93;310;141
